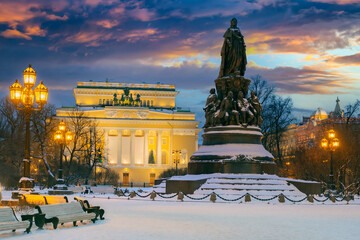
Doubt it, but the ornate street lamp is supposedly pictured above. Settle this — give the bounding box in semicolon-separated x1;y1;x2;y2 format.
172;150;181;175
9;65;48;193
94;148;102;184
321;129;340;191
53;121;73;190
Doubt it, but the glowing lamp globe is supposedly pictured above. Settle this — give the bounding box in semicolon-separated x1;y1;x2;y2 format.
65;131;73;143
328;129;335;139
21;87;35;107
332;138;339;148
34;81;48;106
23;65;36;88
54;130;63;143
9;79;23;106
58;121;66;132
321;138;328;148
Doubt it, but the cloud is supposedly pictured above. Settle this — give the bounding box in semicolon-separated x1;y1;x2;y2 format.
95;20;119;29
246;64;354;95
308;0;360;5
65;32;113;46
330;53;360;66
128;8;156;22
0;29;32;40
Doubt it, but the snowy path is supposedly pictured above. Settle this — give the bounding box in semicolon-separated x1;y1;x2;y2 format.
1;198;360;240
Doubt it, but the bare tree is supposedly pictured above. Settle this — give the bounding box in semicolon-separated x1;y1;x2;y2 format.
345;99;360;124
265;96;295;166
0;97;26;186
249;74;275;105
58;109;105;185
249;75;278;149
31;104;57;180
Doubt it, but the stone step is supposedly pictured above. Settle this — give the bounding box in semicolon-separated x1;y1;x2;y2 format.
206;181;288;186
198;189;304;197
201;186;295;191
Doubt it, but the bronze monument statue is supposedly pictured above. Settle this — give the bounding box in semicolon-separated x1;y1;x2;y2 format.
189;17;274;176
202;17;262;129
219;17;247;78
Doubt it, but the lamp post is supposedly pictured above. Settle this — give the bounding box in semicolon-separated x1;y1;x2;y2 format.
321;129;340;191
172;150;181;175
53;121;73;190
9;65;48;192
94;148;102;184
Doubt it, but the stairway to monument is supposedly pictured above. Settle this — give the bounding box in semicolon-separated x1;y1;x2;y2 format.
193;174;306;197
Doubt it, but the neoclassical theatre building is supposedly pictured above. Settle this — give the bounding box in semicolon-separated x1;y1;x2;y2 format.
57;81;200;186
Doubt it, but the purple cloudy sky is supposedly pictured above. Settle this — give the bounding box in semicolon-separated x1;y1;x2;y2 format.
0;0;359;122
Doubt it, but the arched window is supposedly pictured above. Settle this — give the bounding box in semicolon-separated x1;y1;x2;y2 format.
147;100;150;107
148;150;156;164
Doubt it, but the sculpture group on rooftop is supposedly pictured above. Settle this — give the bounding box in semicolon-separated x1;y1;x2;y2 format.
113;87;141;106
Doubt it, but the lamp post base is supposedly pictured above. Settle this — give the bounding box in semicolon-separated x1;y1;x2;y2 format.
11;178;36;199
48;179;74;195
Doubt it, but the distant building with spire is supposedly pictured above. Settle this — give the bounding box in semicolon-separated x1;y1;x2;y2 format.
265;97;360;166
329;97;344;118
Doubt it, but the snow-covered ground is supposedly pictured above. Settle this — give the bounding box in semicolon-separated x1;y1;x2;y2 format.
1;191;360;240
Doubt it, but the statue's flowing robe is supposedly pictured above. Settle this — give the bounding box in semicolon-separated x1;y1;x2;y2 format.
219;27;247;77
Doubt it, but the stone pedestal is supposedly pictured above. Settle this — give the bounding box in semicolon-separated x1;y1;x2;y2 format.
215;74;251;100
48;179;74;195
188;125;275;174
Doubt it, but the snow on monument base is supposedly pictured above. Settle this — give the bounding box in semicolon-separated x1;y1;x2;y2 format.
188;125;276;174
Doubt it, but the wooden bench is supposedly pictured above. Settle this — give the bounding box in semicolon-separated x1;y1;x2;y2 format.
22;194;46;206
0;207;32;234
74;197;104;220
35;202;97;229
44;196;68;205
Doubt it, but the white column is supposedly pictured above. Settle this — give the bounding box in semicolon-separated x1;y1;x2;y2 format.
118;129;122;166
104;129;109;165
195;134;199;151
169;130;173;166
144;131;149;167
130;130;135;167
157;131;161;166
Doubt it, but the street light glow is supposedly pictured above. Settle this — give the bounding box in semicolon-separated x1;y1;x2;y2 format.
23;65;36;88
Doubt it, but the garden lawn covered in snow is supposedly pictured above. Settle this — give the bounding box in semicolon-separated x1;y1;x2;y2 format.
1;196;360;240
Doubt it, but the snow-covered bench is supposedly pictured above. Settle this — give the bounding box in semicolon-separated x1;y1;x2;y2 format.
68;186;85;194
74;197;104;220
35;202;97;229
0;207;32;234
90;185;115;194
44;195;68;205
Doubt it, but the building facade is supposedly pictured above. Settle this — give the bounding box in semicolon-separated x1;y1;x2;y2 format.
57;81;200;186
267;97;360;164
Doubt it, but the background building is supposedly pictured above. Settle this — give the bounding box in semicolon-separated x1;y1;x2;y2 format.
266;97;360;165
57;81;200;186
